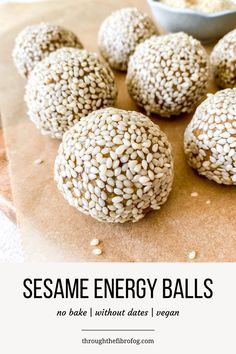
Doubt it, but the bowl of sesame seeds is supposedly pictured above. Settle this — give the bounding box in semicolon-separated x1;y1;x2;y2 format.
147;0;236;43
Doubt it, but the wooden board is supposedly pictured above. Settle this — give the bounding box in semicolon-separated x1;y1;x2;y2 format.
0;0;235;262
0;127;15;223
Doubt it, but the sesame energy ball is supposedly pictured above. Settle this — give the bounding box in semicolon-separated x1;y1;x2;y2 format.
211;29;236;89
184;89;236;185
13;23;83;78
55;108;174;223
127;32;209;117
25;48;117;139
98;7;157;71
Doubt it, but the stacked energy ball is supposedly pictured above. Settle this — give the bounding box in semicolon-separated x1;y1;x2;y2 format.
13;23;83;78
12;6;236;224
25;48;117;139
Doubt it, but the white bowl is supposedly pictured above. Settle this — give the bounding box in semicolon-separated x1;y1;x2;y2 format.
147;0;236;43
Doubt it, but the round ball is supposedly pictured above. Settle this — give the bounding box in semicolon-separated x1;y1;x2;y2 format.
127;32;210;117
13;22;83;78
211;29;236;89
184;89;236;185
54;107;174;223
25;48;118;139
98;7;157;71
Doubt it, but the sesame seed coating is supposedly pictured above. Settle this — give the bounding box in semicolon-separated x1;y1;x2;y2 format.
211;29;236;89
126;32;210;117
25;48;118;139
184;89;236;185
54;107;174;223
13;23;83;78
188;250;196;260
98;7;157;71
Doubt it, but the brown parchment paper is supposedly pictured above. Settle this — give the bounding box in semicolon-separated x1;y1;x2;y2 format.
0;0;235;262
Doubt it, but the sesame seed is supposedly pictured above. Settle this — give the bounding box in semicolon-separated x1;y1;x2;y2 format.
112;196;123;204
116;145;127;156
191;192;199;197
134;164;142;173
139;176;150;184
188;250;197;260
92;247;102;256
106;157;113;169
90;238;100;246
147;153;153;163
34;158;44;164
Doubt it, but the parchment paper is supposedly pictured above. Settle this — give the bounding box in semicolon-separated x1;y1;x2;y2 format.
0;0;235;261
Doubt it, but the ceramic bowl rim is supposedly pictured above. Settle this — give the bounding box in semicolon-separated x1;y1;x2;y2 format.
147;0;236;18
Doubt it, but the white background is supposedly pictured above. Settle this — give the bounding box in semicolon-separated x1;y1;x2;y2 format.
0;263;235;353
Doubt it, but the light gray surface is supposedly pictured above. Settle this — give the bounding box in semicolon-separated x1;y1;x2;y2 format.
0;0;40;261
147;0;236;42
0;211;24;262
